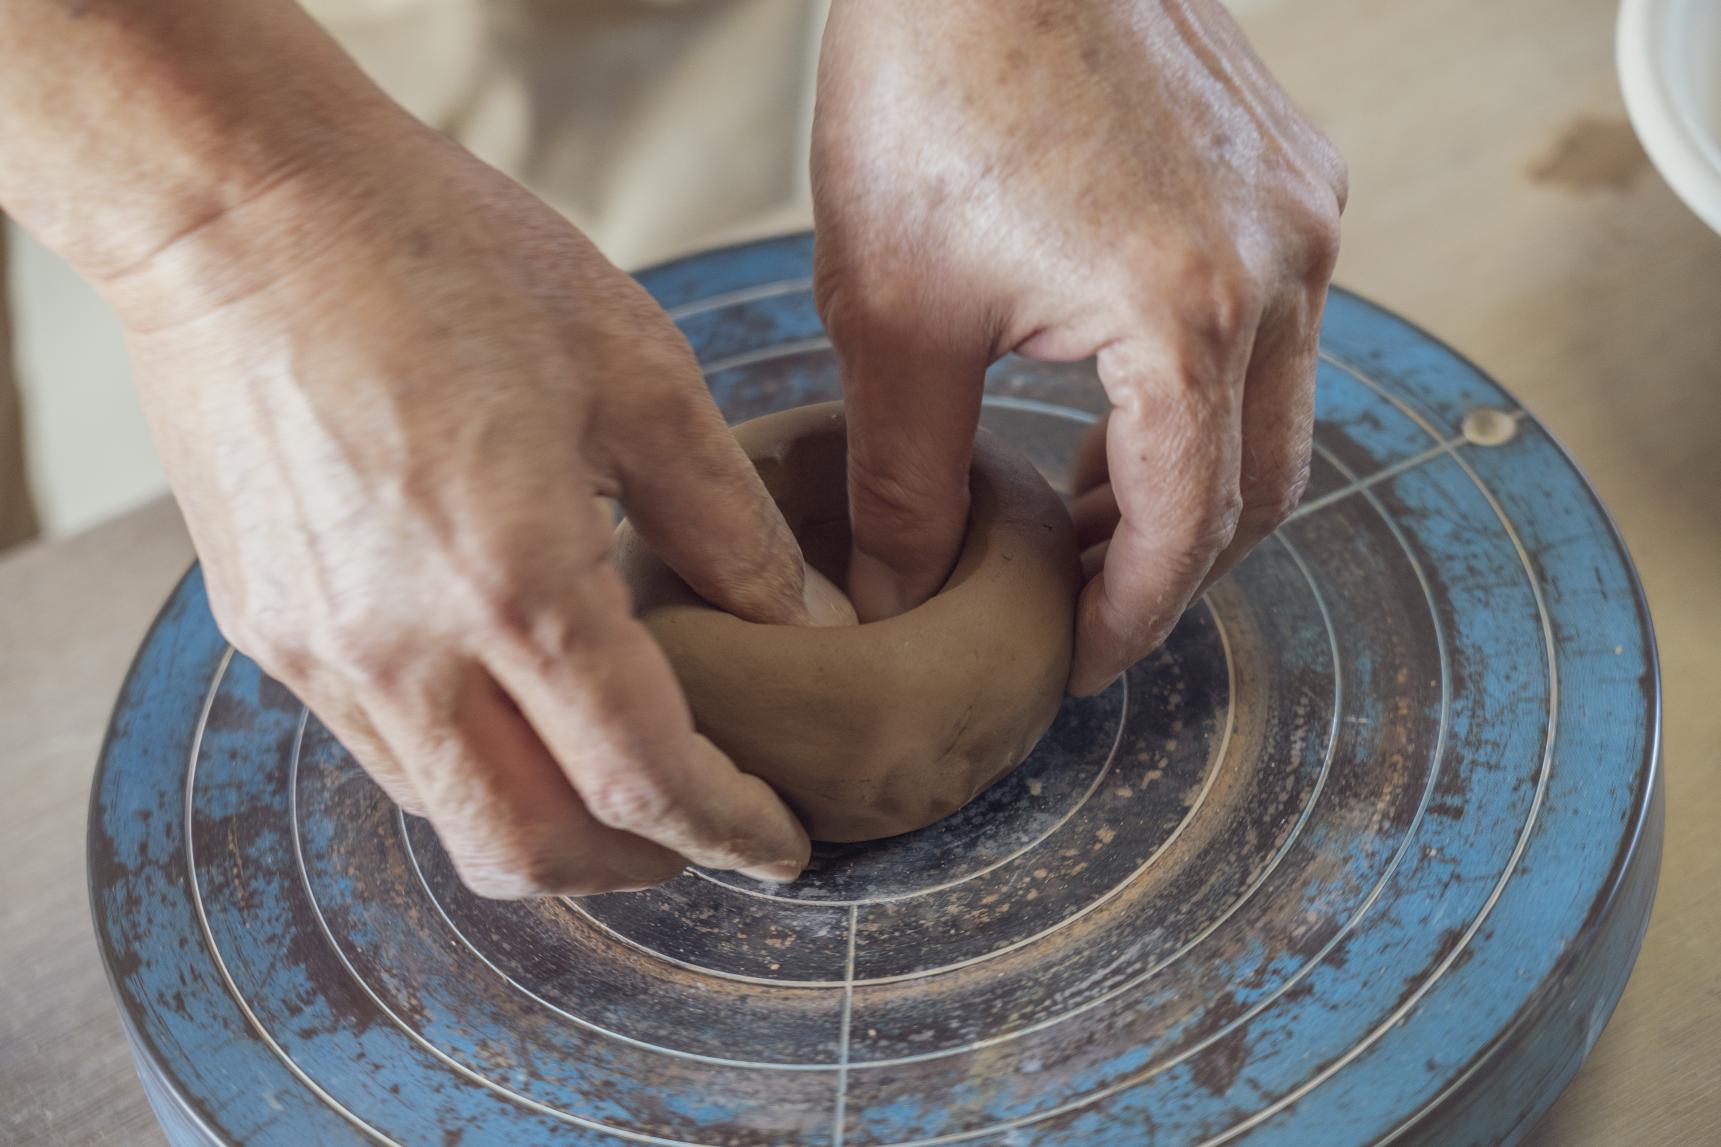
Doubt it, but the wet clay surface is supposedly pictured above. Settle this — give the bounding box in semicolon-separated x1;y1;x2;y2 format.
614;402;1080;841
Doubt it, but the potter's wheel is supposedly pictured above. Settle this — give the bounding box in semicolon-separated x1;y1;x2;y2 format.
90;234;1662;1146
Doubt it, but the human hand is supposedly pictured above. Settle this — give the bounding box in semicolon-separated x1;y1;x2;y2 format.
813;0;1347;694
103;121;853;897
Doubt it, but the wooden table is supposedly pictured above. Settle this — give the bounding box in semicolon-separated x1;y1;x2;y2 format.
4;0;1718;1142
2;499;191;1146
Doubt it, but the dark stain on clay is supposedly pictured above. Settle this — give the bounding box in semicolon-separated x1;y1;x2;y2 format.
1528;117;1649;193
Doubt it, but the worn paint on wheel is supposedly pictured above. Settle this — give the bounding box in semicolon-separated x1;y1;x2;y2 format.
90;233;1662;1147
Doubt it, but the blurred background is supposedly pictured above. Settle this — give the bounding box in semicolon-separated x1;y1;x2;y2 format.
9;0;1718;560
4;0;835;540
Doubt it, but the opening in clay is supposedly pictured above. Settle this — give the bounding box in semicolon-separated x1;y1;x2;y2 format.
614;402;1079;842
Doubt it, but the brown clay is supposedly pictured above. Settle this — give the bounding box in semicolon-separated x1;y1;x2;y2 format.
614;402;1079;842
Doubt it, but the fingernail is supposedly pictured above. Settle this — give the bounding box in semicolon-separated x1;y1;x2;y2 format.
801;565;858;627
740;860;805;884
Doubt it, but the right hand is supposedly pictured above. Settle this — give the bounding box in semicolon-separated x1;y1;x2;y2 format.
812;0;1346;696
100;121;849;897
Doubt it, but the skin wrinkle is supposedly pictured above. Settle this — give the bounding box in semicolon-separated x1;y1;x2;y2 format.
118;62;816;890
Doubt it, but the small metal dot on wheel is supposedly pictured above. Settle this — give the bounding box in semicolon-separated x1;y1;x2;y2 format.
1461;407;1518;446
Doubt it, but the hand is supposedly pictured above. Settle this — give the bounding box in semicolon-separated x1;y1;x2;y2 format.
104;121;851;897
813;0;1347;694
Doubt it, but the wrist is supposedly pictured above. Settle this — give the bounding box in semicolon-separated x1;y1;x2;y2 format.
0;0;416;296
95;115;450;333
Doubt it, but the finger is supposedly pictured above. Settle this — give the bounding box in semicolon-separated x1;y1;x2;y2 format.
1069;325;1250;696
1071;481;1121;551
828;301;992;621
1072;411;1112;496
485;577;812;881
1198;286;1323;593
368;662;687;899
597;312;849;628
1081;538;1109;582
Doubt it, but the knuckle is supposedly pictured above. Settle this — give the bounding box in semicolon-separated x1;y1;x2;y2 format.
315;627;407;692
608;372;705;437
482;582;556;646
1155;252;1261;353
1284;152;1346;281
1273;460;1314;521
1315;130;1350;212
1214;487;1246;544
1092;580;1175;658
1298;200;1343;282
1187;486;1245;554
209;604;251;656
1242;458;1312;532
204;586;244;644
1305;212;1342;281
584;774;677;833
480;574;619;667
235;624;310;683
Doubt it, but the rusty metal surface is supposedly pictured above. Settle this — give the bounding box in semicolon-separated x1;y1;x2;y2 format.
89;233;1662;1145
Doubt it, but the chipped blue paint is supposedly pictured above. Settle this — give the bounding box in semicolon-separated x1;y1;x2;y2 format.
1311;359;1447;472
92;233;1660;1145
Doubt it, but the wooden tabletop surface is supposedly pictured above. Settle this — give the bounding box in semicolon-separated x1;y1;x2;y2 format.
4;0;1718;1143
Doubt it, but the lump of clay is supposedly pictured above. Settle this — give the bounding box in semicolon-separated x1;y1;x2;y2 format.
614;402;1078;842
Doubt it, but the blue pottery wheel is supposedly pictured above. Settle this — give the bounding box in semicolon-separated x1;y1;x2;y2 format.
89;234;1662;1146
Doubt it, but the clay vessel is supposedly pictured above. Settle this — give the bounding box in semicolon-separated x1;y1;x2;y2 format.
614;402;1078;842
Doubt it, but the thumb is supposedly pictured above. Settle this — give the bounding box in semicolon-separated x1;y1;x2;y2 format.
834;319;990;622
600;336;854;628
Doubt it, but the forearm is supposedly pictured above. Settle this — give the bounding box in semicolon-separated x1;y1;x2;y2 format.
0;0;408;290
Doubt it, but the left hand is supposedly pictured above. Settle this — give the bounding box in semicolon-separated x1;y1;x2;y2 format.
812;0;1347;694
102;117;837;898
